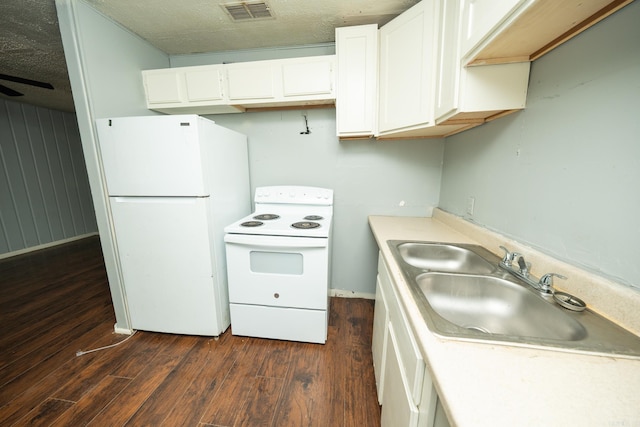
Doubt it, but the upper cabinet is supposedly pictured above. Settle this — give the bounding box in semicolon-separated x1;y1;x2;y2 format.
335;24;379;139
226;56;335;108
462;0;634;66
142;65;242;114
374;0;530;139
435;0;530;127
142;55;336;114
377;0;438;137
143;0;631;137
459;0;527;61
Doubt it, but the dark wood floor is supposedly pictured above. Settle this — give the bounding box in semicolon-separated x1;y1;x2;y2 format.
0;236;381;426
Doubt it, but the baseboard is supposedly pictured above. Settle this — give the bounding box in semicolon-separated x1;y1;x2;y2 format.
330;288;375;300
0;233;99;260
114;323;134;335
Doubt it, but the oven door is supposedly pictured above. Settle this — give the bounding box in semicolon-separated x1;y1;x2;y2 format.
224;233;329;310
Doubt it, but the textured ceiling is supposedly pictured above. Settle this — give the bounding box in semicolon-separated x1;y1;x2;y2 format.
1;0;73;112
0;0;418;113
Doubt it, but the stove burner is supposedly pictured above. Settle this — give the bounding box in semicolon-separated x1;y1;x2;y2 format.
291;221;321;230
303;215;324;221
253;213;280;221
241;221;263;227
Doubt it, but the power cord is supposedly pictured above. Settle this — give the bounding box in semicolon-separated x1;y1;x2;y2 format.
76;330;137;356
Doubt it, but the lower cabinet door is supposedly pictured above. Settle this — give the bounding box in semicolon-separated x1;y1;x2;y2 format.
372;275;389;403
381;323;419;427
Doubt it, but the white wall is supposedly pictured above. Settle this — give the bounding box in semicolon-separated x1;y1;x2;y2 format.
208;109;444;295
439;1;640;289
0;99;96;255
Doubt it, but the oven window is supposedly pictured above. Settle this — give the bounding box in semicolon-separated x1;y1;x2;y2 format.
249;251;303;275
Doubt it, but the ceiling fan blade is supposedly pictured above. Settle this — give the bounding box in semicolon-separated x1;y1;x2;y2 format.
0;73;54;90
0;84;24;97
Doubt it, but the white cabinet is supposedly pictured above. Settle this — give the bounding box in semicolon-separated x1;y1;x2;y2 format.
282;59;333;98
381;323;420;427
142;65;242;114
374;253;449;427
226;61;279;101
435;0;530;126
375;0;528;139
372;274;389;404
377;0;438;136
459;0;528;61
142;55;335;113
434;0;461;121
335;24;378;139
461;0;630;66
438;62;529;125
226;56;335;108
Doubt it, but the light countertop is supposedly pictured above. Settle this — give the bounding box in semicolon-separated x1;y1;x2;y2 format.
369;214;640;427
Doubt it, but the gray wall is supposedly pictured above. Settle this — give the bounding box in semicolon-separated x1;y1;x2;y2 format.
439;1;640;289
0;99;96;255
171;44;335;67
207;109;444;295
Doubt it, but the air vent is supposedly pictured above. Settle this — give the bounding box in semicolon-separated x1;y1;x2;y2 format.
222;1;273;21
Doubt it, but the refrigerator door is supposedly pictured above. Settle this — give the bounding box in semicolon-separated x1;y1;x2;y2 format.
97;115;207;197
110;196;229;335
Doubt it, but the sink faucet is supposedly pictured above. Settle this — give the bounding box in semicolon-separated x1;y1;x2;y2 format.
539;272;567;294
499;246;516;268
498;246;567;296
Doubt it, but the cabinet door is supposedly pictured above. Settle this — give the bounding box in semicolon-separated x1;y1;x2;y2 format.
282;59;333;97
435;0;461;120
381;323;419;427
335;24;378;138
185;67;225;102
372;275;389;404
460;0;527;60
381;259;425;404
417;366;438;427
378;0;437;134
142;70;182;105
227;62;278;100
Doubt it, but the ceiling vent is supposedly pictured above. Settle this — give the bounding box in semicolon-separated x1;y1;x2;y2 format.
222;1;274;21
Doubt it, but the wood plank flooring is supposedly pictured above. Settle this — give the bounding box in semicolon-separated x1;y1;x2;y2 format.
0;236;381;426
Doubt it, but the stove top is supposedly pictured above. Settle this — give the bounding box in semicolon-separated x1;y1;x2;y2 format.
224;186;334;238
225;211;332;238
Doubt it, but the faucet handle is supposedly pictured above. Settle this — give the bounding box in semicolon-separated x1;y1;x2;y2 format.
499;246;515;266
539;273;567;293
514;254;531;277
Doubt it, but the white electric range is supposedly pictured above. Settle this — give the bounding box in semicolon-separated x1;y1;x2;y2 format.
224;186;334;344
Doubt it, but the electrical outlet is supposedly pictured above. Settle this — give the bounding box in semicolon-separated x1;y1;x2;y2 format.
467;196;475;216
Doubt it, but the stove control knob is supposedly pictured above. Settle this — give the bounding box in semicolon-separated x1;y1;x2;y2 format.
274;293;280;299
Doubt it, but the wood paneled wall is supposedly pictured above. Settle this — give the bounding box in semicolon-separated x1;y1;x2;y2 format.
0;99;97;256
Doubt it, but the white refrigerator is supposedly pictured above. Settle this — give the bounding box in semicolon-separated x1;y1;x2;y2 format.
96;115;250;336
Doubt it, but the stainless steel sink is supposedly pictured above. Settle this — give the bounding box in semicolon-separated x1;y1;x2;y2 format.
417;272;587;341
387;240;640;358
396;242;495;274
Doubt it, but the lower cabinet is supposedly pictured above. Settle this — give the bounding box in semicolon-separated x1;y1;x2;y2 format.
372;274;389;404
374;253;451;427
381;323;419;427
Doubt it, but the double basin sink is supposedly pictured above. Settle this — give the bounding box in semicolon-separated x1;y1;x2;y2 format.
388;240;640;358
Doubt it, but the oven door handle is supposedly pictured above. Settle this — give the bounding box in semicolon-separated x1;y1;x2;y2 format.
224;233;328;248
